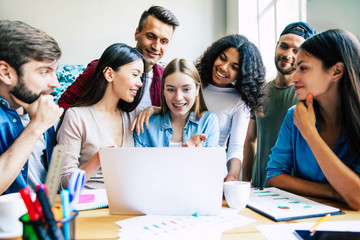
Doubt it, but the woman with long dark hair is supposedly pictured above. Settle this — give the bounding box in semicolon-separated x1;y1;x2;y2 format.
57;43;146;189
267;29;360;210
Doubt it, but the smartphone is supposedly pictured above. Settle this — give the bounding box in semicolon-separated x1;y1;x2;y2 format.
294;230;360;240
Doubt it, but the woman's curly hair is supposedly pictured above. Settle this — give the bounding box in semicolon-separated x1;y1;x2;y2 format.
195;34;267;115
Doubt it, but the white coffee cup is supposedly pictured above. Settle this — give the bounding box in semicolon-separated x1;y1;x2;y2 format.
0;192;28;237
223;181;251;210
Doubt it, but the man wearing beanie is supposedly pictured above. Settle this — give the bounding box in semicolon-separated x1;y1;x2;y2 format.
242;22;316;188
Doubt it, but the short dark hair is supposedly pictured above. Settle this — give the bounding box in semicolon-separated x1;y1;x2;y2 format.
0;20;61;76
73;43;146;112
138;5;179;32
195;34;267;115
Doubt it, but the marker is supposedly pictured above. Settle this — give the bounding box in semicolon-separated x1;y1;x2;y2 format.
309;214;330;236
19;188;39;221
36;185;65;240
34;184;49;218
19;187;51;240
61;190;71;240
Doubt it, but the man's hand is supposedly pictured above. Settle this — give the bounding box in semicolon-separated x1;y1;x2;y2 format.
11;93;63;133
131;106;160;135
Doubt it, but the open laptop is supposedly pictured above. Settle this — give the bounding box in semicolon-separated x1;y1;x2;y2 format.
99;147;226;216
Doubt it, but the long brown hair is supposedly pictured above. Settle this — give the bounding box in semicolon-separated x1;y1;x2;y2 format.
160;58;208;119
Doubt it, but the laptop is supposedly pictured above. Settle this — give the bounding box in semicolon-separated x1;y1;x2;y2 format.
99;147;226;216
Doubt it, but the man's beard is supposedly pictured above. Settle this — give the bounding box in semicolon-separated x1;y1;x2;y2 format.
10;77;43;104
274;56;296;75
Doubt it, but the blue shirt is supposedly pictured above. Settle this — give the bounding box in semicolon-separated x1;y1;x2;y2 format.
0;98;54;194
134;111;220;147
266;106;360;182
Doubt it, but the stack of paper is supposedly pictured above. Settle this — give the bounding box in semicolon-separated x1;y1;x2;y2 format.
115;208;256;240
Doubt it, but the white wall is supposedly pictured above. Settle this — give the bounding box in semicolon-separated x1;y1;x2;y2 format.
307;0;360;40
0;0;227;65
1;0;359;67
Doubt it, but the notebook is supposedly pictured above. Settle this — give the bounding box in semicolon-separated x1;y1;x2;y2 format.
99;147;226;216
247;187;343;222
75;189;108;211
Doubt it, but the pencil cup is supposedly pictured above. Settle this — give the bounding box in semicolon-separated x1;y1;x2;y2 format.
223;181;251;211
19;210;78;240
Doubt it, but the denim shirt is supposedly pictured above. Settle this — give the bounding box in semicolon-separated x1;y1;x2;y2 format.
134;111;220;147
0;98;54;194
266;106;360;182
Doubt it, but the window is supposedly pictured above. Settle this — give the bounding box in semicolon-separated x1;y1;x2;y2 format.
227;0;306;80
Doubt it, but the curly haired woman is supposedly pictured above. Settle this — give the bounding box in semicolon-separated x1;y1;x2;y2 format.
195;34;266;181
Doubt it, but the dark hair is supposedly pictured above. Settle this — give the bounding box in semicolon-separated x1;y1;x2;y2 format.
160;58;207;119
73;43;146;112
0;20;61;76
300;29;360;160
138;5;179;32
195;34;267;115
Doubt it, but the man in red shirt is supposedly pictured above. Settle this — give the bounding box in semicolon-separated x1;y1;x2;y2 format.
58;6;179;111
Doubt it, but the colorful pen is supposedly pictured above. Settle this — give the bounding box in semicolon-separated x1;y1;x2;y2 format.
19;187;51;240
36;185;65;240
20;188;39;221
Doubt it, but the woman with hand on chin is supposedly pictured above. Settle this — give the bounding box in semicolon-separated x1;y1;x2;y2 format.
57;43;145;189
134;58;219;148
266;29;360;210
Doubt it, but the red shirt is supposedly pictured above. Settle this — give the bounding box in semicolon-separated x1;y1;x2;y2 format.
58;59;164;111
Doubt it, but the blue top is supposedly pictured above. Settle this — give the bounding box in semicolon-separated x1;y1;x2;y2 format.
134;111;220;147
0;97;54;194
266;106;360;182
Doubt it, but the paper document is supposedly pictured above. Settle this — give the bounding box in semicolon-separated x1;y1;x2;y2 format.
115;208;256;240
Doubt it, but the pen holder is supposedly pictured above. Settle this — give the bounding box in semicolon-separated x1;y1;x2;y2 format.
19;210;78;240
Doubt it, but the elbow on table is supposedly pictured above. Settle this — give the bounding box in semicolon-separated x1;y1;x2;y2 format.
267;176;278;187
346;197;360;211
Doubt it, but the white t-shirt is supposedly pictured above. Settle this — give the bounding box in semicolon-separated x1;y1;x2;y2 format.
203;84;250;162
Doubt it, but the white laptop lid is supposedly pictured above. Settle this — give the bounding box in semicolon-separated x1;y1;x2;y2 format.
99;147;226;216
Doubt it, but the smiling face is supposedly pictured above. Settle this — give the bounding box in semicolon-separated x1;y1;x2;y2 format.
275;33;305;75
164;72;199;119
292;49;337;101
212;47;240;88
10;60;59;104
135;15;174;71
110;59;144;103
